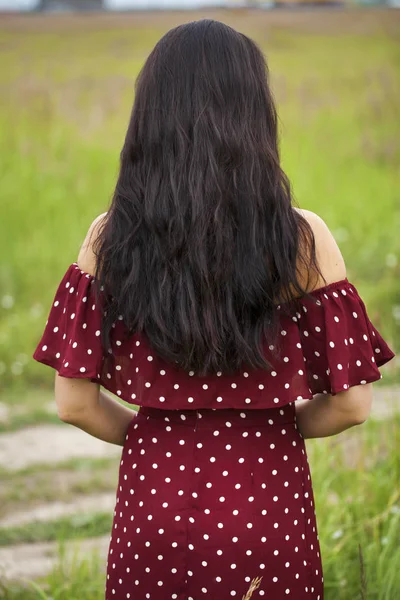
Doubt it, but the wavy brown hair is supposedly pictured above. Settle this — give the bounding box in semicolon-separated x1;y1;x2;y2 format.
94;19;321;377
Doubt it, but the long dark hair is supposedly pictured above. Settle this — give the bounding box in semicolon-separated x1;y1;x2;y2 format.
94;19;321;377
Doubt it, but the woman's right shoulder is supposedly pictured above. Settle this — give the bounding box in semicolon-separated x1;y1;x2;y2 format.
294;207;347;292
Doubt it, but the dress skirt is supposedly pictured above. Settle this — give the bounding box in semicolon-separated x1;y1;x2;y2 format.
105;403;324;600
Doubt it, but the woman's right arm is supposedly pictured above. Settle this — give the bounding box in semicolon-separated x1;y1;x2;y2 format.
295;209;374;439
295;384;373;439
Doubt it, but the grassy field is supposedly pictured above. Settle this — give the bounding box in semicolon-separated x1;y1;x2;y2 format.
0;9;399;391
0;8;399;600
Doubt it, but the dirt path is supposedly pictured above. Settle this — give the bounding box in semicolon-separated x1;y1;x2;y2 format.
0;492;116;528
0;424;121;471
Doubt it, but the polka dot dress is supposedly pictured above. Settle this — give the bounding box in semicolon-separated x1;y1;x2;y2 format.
106;404;323;599
33;263;395;600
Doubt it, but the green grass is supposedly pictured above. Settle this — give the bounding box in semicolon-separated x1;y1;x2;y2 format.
0;457;119;516
0;549;105;600
0;9;400;390
308;415;400;598
0;513;111;547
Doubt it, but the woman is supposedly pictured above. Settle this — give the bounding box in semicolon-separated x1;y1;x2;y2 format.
33;19;394;600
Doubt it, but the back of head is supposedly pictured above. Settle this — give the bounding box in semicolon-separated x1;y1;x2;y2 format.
94;19;319;376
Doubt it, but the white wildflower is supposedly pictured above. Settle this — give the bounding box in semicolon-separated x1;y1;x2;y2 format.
1;295;14;309
332;529;343;540
11;362;23;375
386;253;397;268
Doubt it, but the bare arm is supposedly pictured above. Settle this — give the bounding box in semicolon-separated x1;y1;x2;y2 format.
55;375;137;446
55;214;137;446
294;209;374;437
295;384;373;439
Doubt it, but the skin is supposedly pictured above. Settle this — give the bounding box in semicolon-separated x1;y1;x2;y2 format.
56;213;137;446
56;209;372;444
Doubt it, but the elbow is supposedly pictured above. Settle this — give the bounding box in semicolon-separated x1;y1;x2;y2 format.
56;404;87;425
57;407;78;424
346;399;372;427
334;383;373;427
349;411;370;426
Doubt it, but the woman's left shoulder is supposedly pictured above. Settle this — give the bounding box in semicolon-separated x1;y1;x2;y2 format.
77;212;108;276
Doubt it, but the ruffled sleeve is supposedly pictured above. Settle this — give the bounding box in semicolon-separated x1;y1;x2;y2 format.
292;278;395;396
33;263;105;381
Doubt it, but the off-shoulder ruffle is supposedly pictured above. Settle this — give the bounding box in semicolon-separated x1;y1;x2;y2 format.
33;263;395;409
33;263;104;381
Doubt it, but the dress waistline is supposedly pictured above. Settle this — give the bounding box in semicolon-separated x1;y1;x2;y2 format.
137;403;296;427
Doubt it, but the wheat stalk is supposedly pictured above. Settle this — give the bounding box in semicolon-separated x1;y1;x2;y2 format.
242;576;263;599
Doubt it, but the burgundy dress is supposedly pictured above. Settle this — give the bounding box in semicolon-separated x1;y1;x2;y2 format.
33;263;395;600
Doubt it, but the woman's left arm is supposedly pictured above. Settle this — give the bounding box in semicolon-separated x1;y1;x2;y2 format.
55;374;137;446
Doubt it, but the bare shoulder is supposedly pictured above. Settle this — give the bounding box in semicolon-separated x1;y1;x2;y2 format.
77;212;108;276
294;207;347;290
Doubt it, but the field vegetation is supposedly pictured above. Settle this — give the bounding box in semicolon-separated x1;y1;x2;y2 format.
0;8;399;600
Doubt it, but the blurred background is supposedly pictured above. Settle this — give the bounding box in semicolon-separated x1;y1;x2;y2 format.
0;2;400;599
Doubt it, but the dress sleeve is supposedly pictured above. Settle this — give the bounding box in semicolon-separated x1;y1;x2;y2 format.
33;263;105;381
295;279;395;396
